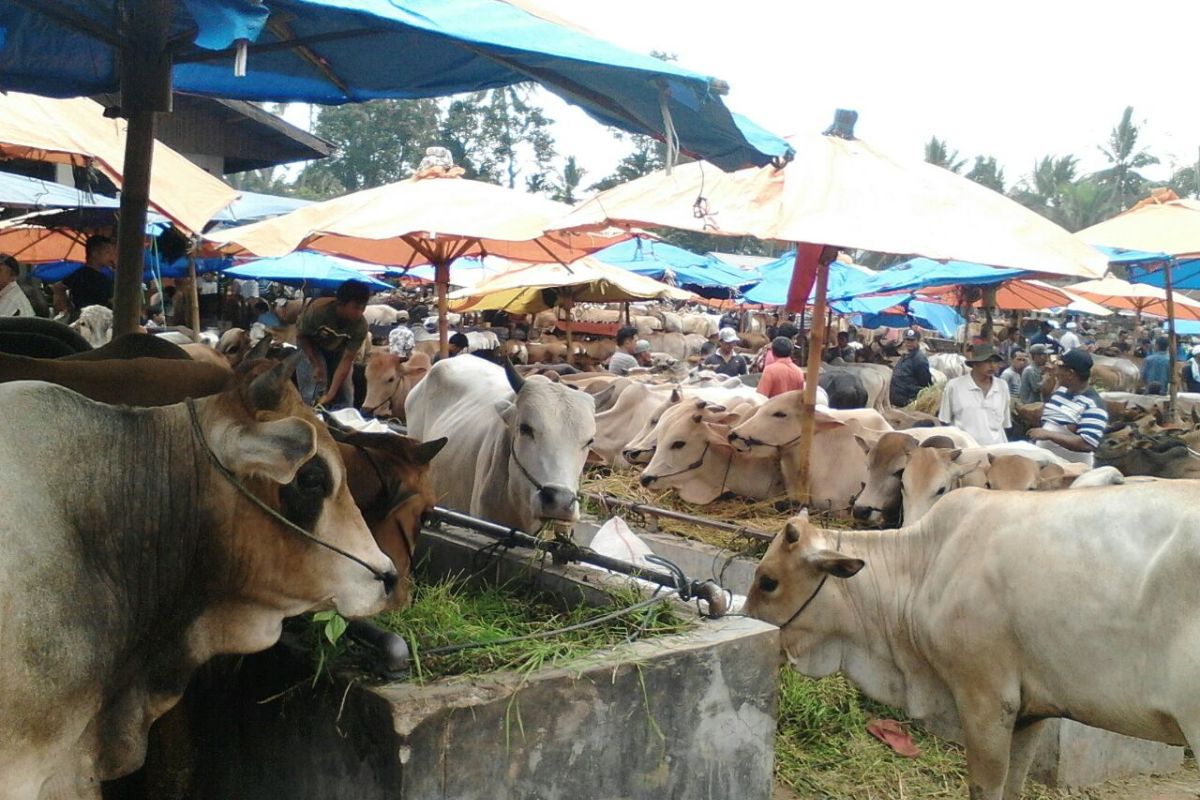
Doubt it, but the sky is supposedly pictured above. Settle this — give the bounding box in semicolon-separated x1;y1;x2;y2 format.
285;0;1200;195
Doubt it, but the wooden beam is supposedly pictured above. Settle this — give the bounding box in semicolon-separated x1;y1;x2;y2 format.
792;250;832;506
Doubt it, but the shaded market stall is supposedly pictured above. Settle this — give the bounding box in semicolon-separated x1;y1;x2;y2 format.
2;0;790;337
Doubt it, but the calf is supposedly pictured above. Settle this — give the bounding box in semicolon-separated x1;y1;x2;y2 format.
361;351;433;420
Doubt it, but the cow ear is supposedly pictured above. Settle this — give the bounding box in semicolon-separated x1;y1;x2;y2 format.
1037;463;1065;490
669;387;682;403
702;421;735;448
493;398;516;420
247;351;302;411
783;520;801;544
946;448;964;462
987;453;997;465
854;434;872;455
245;333;273;362
809;550;866;579
226;418;317;484
414;437;448;465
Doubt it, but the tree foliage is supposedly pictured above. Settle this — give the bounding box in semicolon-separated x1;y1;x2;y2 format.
966;156;1005;193
924;136;966;173
1095;106;1158;211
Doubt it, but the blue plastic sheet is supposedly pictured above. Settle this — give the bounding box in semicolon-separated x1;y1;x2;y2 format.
223;251;392;290
593;238;758;295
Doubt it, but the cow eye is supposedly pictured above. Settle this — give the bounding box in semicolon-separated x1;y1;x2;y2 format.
984;483;992;489
386;376;395;383
892;469;904;478
584;438;595;449
758;575;779;593
935;486;947;496
519;423;534;437
772;411;787;418
670;440;686;450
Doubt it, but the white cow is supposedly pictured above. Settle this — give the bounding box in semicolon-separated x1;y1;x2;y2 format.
748;485;1200;800
405;357;595;531
70;305;113;348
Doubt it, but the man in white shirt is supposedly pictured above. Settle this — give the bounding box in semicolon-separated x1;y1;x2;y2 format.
607;325;641;375
1057;321;1081;352
0;255;34;318
938;343;1011;446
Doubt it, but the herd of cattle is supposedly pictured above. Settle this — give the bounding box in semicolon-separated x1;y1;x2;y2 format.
4;306;1200;800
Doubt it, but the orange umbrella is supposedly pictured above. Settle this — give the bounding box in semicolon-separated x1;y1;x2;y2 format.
208;166;626;355
914;280;1113;315
1065;277;1200;321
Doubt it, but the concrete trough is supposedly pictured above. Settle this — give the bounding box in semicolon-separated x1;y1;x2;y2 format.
111;522;780;800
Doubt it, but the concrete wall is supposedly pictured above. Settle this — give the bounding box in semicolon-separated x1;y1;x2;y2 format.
108;524;780;800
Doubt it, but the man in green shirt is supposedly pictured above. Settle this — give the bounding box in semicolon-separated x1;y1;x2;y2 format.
296;280;370;408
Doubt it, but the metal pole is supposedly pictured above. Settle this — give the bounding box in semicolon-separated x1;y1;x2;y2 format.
1164;257;1179;421
794;253;831;506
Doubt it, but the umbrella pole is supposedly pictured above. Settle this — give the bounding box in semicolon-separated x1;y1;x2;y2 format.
436;260;449;359
794;260;830;507
186;246;201;340
1164;258;1179;421
113;110;157;337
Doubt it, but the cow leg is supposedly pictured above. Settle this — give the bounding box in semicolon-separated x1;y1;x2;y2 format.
955;691;1020;800
1002;719;1048;800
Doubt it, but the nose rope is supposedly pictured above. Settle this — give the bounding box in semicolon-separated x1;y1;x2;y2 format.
643;442;710;483
185;398;391;584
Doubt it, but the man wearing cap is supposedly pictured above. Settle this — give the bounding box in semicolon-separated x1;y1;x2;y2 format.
1028;320;1061;354
889;329;933;407
1018;344;1051;404
705;328;749;377
1058;320;1082;352
757;337;806;398
1029;349;1108;466
938;343;1011;445
607;325;641;375
1186;345;1200;393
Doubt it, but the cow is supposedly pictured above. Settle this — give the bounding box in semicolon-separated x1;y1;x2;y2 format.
405;356;595;532
929;351;967;379
819;362;892;412
621;387;765;466
818;370;868;409
363;304;403;327
215;327;253;367
0;352;233;407
638;403;785;504
63;333;190;362
900;442;1069;522
70;304;113;348
747;486;1200;800
0;356;397;797
334;430;446;608
361;351;433;420
725;398;894;511
1097;435;1200;479
0;316;92;357
851;428;982;525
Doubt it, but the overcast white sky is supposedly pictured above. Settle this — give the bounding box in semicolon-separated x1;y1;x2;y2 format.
287;0;1200;193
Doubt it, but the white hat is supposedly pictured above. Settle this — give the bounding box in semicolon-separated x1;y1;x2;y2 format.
718;327;739;343
634;339;651;354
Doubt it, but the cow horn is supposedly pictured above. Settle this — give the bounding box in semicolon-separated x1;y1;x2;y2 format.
248;351;301;411
414;437;448;465
502;357;525;393
245;332;273;362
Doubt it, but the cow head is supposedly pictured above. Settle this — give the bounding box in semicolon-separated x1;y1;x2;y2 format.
851;432;918;525
71;304;113;348
746;510;864;646
899;444;976;523
499;360;596;529
622;388;690;464
639;405;744;504
335;431;446;609
204;355;397;620
982;453;1065;491
363;351;431;418
727;391;843;455
216;327;252;367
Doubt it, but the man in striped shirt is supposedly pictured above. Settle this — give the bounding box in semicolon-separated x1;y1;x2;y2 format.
1028;349;1108;466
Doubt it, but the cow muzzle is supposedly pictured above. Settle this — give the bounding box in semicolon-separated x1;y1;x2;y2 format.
534;484;579;521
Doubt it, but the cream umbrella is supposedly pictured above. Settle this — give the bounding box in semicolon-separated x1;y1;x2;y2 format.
447;257;691;358
0;93;239;335
208;166;626;356
553;111;1109;503
1065;277;1200;321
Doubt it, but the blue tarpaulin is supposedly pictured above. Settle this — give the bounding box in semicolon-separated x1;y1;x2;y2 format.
854;300;964;339
742;251;875;306
0;1;789;172
827;257;1028;301
0;171;119;209
209;190;313;226
593;238;758;296
1097;245;1200;292
33;253;230;282
223;251;392;290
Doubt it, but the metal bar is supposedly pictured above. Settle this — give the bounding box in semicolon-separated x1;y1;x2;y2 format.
580;491;774;543
426;506;685;589
174;28;383;63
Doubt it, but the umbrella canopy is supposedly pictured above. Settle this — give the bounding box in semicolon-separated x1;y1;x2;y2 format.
914;280;1113;316
557;129;1108;280
447;256;691;314
209;190;313;227
855;300;964;339
33;254;229;283
0;93;237;233
0;170;120;210
223;251;393;291
826;257;1029;301
0;0;788;172
1065;277;1200;321
591;237;758;294
207;171;624;266
742;252;874;306
1077;197;1200;258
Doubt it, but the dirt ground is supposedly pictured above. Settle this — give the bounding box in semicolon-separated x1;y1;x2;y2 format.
773;766;1200;800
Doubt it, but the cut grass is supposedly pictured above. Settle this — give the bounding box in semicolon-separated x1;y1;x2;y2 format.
304;572;693;685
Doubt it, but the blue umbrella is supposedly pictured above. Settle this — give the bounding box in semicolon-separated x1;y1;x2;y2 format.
1096;245;1200;292
208;190;314;227
742;251;875;305
592;237;758;297
32;253;230;282
853;300;964;339
827;257;1028;302
223;251;392;291
0;171;120;209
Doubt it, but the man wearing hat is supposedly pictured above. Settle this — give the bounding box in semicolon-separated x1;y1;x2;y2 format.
938;343;1011;445
1028;349;1108;466
889;329;933;407
1018;344;1051;404
705;327;749;377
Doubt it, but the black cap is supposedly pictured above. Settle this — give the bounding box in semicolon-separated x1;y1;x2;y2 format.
1060;348;1092;378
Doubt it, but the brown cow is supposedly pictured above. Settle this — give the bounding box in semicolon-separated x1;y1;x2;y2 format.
0;352;233;406
361;351;433;419
335;431;446;608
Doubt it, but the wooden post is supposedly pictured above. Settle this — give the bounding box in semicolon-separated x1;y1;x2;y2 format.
113;0;173;337
436;260;449;358
186;249;201;339
562;296;575;367
793;256;831;507
1164;258;1179;421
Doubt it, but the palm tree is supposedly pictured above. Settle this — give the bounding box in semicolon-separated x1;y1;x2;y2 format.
924;136;966;173
1096;106;1159;210
966;156;1005;192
